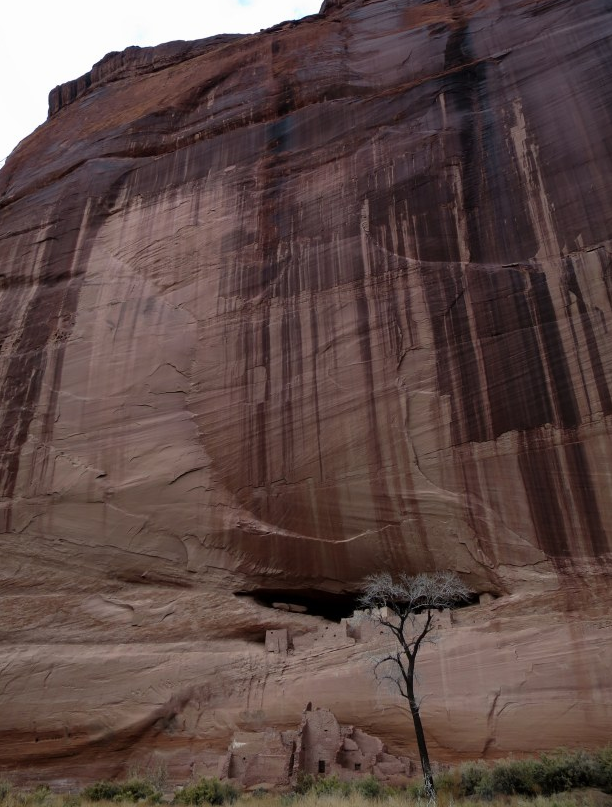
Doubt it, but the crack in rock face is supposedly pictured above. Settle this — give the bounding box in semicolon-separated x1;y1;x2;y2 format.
0;0;612;785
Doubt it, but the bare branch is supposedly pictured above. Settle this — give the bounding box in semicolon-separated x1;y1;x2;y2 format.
372;652;400;673
360;570;471;614
372;652;408;698
412;609;434;657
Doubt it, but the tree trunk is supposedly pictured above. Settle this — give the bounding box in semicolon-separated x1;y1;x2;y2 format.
407;680;435;800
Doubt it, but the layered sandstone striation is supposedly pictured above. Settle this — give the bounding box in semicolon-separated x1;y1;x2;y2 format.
1;0;612;786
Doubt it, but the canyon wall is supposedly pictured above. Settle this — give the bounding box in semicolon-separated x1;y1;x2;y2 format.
1;0;611;786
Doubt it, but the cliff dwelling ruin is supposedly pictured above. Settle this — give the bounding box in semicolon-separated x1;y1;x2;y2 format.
220;705;415;788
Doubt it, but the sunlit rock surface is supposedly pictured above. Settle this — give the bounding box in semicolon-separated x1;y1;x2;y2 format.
1;0;612;785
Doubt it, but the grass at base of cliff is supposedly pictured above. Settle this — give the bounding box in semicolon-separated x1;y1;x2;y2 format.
1;789;612;807
1;750;611;807
251;791;611;807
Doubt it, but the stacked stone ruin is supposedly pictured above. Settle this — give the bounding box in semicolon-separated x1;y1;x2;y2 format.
220;704;415;788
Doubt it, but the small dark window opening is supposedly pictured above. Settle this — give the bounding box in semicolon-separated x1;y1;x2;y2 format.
355;763;361;771
318;760;326;774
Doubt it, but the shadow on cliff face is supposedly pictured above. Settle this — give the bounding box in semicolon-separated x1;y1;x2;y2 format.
235;588;482;621
235;588;362;621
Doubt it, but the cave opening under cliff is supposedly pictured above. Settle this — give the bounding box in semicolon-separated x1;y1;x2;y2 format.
236;586;483;622
234;588;361;622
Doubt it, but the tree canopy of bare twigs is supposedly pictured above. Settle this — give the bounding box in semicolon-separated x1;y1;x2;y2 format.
358;571;472;802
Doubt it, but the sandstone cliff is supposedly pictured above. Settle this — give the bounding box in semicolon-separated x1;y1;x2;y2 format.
1;0;611;786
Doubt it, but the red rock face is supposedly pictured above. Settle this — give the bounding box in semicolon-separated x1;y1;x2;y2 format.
1;0;612;785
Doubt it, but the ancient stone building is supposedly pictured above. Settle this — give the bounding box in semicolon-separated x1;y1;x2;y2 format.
220;705;414;788
219;729;295;788
294;706;343;776
265;629;289;655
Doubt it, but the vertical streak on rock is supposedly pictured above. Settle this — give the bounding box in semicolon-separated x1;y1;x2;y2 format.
29;201;95;496
508;97;560;262
358;217;398;535
528;270;579;429
421;262;488;445
562;257;612;417
515;259;611;559
395;379;437;573
245;37;299;507
563;441;608;557
309;302;325;486
469;265;553;437
519;430;610;560
457;454;500;574
0;198;92;515
518;432;571;558
280;304;303;481
410;19;494;447
0;166;130;528
256;312;270;493
0;310;47;512
445;20;485;263
442;17;534;264
506;95;585;429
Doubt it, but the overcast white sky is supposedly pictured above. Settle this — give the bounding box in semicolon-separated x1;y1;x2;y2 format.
0;0;322;163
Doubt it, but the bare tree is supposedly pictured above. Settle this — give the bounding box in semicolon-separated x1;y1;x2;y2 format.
359;571;472;801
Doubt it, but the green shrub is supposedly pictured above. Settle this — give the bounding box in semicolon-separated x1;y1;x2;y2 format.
594;746;612;793
118;780;161;803
354;775;382;800
491;759;541;796
174;778;238;806
437;749;612;800
474;769;495;801
431;769;457;795
457;761;489;798
135;765;167;793
536;751;594;795
404;781;426;800
32;786;52;805
312;776;351;798
82;782;122;802
431;761;495;800
82;779;161;803
0;782;12;803
293;772;314;795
